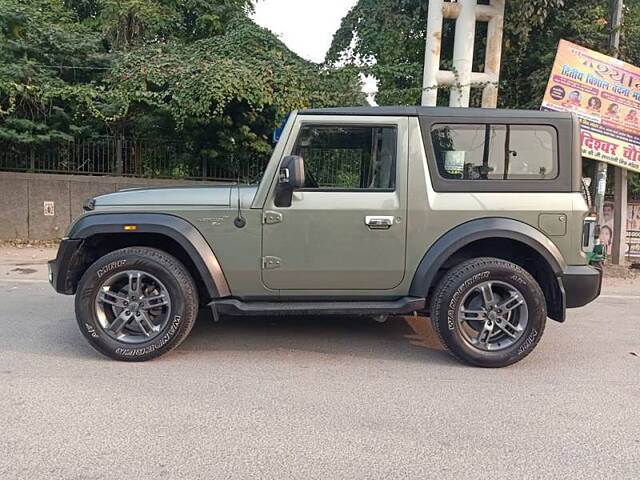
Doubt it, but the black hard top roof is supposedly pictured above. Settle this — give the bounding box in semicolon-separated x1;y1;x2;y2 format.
298;106;574;119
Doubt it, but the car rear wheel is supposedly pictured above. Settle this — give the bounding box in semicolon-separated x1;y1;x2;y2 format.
430;257;546;367
75;247;198;361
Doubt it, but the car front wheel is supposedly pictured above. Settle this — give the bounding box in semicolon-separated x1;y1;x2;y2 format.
430;257;546;368
75;247;198;361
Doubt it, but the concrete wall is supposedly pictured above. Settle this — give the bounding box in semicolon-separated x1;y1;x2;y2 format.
0;172;220;240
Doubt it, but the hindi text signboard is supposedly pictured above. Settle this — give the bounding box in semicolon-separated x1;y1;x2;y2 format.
541;39;640;172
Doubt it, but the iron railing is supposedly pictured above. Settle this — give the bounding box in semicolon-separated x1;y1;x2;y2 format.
0;139;381;189
0;138;270;182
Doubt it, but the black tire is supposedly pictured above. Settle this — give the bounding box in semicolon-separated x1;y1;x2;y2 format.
430;257;546;368
75;247;198;361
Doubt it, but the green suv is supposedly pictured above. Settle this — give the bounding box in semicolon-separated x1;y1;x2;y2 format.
49;106;602;367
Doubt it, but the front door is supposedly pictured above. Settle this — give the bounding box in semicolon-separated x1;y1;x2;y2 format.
262;116;408;291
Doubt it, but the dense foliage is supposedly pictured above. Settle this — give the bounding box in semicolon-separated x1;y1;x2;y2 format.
0;0;364;156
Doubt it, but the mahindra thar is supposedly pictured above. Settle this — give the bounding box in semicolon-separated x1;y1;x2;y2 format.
49;106;602;367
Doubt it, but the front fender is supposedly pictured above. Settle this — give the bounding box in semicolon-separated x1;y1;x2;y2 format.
66;212;231;298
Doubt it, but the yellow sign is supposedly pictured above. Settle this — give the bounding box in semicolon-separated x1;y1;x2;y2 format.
541;39;640;172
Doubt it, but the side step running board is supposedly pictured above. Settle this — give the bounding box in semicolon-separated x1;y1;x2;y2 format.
209;297;425;317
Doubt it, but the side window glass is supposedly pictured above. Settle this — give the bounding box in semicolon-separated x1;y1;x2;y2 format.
292;125;397;190
431;124;558;180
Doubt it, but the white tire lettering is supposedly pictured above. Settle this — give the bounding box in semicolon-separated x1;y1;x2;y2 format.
85;323;99;338
97;259;127;278
518;329;538;355
115;315;182;357
447;271;490;330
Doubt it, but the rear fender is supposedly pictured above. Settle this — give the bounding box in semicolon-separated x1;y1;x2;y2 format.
409;218;568;321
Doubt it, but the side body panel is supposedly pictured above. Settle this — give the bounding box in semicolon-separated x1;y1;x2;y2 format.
180;207;275;300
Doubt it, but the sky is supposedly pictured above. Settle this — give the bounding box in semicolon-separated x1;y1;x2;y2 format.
251;0;378;99
251;0;358;63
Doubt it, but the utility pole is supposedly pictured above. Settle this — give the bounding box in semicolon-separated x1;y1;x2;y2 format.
610;0;625;57
610;0;627;264
594;2;623;222
593;0;625;262
594;1;624;221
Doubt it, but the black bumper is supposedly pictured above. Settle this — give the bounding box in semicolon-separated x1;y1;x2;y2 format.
560;264;603;308
48;239;84;294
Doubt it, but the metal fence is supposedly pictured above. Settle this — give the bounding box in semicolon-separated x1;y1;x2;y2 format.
0;138;270;182
298;148;364;188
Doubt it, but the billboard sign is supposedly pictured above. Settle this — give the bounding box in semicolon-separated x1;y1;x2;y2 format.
541;39;640;172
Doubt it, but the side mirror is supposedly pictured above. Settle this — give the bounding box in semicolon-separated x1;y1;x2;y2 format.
275;155;305;207
279;155;305;189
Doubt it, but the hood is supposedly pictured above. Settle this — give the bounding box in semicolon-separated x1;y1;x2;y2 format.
92;185;238;208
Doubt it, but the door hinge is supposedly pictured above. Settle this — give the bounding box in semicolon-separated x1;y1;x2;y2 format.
262;256;282;269
263;211;283;225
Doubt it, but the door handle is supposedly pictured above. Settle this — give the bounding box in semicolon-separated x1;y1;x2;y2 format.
365;215;394;230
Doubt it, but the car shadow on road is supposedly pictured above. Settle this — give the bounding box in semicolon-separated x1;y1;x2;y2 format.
178;311;457;366
11;302;454;366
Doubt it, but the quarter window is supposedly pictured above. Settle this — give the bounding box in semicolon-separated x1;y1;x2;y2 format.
431;124;558;180
292;125;397;190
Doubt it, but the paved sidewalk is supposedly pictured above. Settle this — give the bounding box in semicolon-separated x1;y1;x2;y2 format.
0;245;54;282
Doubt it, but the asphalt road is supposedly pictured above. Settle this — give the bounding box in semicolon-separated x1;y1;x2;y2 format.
1;249;639;479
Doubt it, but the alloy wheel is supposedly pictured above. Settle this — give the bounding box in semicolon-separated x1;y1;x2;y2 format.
94;270;172;344
457;280;529;351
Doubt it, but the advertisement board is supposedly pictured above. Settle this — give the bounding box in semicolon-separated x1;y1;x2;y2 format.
599;200;640;258
541;39;640;172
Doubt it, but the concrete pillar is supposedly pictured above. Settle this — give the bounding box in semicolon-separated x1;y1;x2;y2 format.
421;0;444;106
481;0;505;108
611;167;628;264
449;0;476;107
421;0;505;108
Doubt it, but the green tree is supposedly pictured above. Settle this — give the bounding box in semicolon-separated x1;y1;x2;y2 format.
0;0;109;143
107;17;364;154
0;0;364;158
